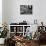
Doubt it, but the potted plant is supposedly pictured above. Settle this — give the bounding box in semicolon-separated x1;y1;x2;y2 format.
0;23;9;44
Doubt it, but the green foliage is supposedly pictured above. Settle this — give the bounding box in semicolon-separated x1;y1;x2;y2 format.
0;28;8;38
0;23;9;38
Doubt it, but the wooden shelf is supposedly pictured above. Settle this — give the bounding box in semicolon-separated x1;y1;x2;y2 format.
9;25;31;36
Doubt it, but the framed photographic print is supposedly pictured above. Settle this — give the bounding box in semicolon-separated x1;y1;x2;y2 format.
20;5;33;14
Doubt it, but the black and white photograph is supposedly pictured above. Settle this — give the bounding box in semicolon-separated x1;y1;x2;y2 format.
20;5;33;14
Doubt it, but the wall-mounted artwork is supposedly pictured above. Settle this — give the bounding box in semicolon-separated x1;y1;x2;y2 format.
20;5;33;14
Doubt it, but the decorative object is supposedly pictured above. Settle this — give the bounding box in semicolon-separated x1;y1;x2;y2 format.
20;5;33;14
34;19;37;24
0;22;9;44
0;38;5;44
26;27;32;40
0;23;9;38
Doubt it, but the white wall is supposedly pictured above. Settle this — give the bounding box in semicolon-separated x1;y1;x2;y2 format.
2;0;46;26
39;0;46;26
0;0;2;27
2;0;8;24
7;0;40;24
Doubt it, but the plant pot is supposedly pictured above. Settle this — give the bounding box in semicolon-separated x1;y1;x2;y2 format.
0;38;5;44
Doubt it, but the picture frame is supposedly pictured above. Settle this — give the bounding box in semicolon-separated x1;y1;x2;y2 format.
20;5;33;14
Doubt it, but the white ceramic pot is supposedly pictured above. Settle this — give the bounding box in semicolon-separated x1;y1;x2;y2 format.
0;38;5;44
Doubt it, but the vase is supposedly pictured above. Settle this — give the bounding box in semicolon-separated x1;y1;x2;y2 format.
0;38;5;44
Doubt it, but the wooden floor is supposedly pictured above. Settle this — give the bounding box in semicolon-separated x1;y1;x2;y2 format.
0;44;4;46
40;45;46;46
0;44;46;46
